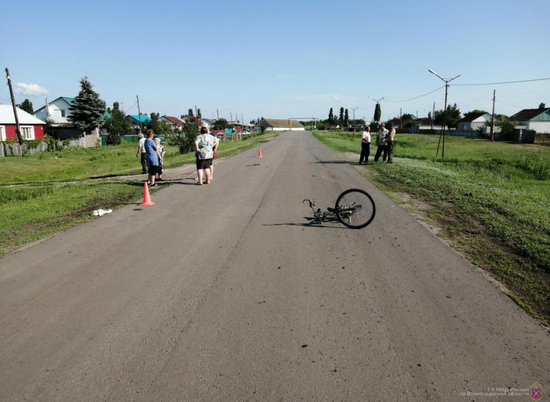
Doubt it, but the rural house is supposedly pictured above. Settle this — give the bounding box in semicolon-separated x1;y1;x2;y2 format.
128;115;151;132
257;118;305;131
457;112;492;131
34;96;103;147
34;97;74;124
0;104;45;142
509;108;550;134
161;115;185;131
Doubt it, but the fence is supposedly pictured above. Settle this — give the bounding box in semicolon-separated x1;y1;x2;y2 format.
0;138;87;157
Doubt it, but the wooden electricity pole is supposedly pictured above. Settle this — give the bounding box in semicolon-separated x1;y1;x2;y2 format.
136;95;143;134
490;90;496;142
5;68;24;145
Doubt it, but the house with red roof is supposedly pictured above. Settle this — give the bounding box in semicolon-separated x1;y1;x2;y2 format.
0;104;45;142
161;115;185;131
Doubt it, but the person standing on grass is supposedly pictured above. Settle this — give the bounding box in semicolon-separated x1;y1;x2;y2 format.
359;126;371;164
374;123;389;162
144;129;161;187
194;126;216;185
136;133;148;174
387;123;396;163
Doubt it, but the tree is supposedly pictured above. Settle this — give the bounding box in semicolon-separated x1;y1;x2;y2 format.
16;99;34;114
197;108;202;119
434;103;461;129
213;118;229;130
143;112;171;135
465;109;488;115
103;102;132;145
539;103;546;110
344;109;349;128
373;103;381;122
328;108;334;125
166;109;199;154
339;107;344;127
69;77;106;134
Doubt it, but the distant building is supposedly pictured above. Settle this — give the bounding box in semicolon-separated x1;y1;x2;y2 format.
509;108;550;133
457;112;492;131
161;115;185;131
34;97;74;124
0;104;45;141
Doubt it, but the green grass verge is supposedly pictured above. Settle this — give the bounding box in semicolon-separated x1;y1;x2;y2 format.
0;132;277;255
313;130;550;326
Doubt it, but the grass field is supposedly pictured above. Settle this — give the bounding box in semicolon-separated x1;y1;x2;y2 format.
313;130;550;326
0;132;276;255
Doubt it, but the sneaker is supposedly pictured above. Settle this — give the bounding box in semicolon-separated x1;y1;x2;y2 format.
150;183;159;187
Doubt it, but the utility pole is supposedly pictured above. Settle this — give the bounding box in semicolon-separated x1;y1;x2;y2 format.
136;95;143;134
5;68;24;145
428;69;460;159
491;90;496;142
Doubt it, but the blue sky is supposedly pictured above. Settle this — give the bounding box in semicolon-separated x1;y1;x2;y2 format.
2;0;549;123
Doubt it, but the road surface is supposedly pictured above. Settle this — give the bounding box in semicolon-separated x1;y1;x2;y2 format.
1;131;548;401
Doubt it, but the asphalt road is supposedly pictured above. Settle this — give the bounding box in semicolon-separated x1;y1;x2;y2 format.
1;131;548;402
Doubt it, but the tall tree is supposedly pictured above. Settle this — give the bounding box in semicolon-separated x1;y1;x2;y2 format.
197;108;202;119
69;77;106;134
434;103;461;129
145;112;171;135
17;99;34;114
328;108;334;125
339;107;344;126
373;103;381;122
344;109;349;127
103;102;132;145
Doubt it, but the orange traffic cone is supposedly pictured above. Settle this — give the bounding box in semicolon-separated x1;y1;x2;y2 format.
140;182;156;206
258;148;263;158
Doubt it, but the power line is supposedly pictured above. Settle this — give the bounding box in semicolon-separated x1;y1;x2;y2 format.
384;86;444;103
455;77;550;86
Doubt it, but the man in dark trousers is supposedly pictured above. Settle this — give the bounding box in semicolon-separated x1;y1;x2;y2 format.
359;126;371;164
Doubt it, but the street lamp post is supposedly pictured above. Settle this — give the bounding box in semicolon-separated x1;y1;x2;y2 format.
428;69;460;158
349;106;359;122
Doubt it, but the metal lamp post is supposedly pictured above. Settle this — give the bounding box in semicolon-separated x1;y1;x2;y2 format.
368;96;384;123
349;106;359;122
428;69;460;158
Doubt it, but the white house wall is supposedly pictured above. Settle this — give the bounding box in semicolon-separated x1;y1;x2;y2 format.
527;121;550;134
34;99;72;124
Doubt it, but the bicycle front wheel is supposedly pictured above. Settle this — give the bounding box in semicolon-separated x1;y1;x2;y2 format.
335;188;376;229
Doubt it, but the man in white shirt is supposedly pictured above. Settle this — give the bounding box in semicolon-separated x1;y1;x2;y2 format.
374;123;389;162
136;133;148;174
359;126;371;164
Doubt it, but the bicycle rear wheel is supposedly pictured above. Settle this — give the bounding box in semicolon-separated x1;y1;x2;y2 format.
335;188;376;229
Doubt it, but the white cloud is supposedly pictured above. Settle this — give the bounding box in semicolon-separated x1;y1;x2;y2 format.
15;82;48;96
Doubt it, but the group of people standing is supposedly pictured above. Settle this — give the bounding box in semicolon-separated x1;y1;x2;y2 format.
136;126;220;187
136;130;166;187
359;122;396;164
